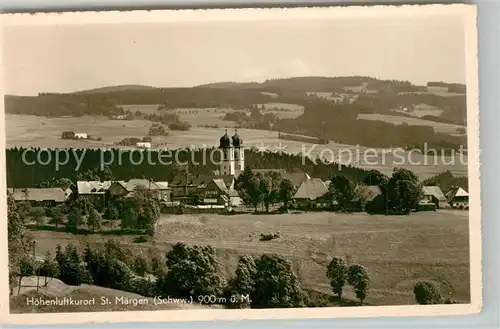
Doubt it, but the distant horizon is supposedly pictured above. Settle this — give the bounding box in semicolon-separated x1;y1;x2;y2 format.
6;75;467;97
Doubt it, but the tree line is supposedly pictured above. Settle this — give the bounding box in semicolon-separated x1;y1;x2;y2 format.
6;147;369;188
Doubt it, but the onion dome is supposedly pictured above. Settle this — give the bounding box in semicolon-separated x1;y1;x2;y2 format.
219;129;232;148
232;129;243;148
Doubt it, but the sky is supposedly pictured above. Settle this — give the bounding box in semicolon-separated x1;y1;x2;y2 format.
3;15;467;96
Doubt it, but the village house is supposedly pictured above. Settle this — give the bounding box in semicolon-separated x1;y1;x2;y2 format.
7;187;72;207
446;186;469;209
203;177;241;207
293;178;330;209
421;186;450;209
76;180;112;207
108;179;171;202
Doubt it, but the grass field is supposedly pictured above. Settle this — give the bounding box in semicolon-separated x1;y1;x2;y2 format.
357;113;465;134
26;210;470;306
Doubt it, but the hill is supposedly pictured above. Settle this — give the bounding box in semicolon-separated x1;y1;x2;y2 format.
72;85;158;94
10;276;213;313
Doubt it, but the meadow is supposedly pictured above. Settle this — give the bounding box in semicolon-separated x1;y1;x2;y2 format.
6;114;468;180
26;210;470;306
357;113;465;134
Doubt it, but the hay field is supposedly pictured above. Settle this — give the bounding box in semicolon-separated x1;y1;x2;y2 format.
357;113;465;134
27;210;470;306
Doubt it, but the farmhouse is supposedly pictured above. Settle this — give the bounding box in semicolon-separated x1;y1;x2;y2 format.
108;179;171;202
7;187;72;206
421;186;450;209
293;178;330;209
204;178;241;207
76;180;112;207
446;186;469;209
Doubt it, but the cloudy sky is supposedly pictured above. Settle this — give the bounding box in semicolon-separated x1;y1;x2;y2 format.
3;14;466;95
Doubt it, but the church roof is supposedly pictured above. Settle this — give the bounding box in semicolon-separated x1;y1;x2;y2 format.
219;129;232;148
232;129;242;148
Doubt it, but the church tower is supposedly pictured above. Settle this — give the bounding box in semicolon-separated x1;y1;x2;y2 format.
219;129;235;176
232;129;244;172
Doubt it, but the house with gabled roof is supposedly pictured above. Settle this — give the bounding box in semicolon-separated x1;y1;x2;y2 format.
446;186;469;209
204;178;241;207
421;186;450;209
108;179;171;202
7;187;72;206
293;178;330;209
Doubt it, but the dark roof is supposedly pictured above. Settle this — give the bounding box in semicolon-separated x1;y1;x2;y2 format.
8;188;68;202
219;129;231;148
445;186;469;202
232;129;242;148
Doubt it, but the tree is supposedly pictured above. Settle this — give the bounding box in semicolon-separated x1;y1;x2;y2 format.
48;204;65;229
413;281;442;305
251;254;306;308
347;264;370;305
17;256;36;294
150;255;166;277
326;257;348;301
7;193;30;274
104;205;119;220
225;255;257;308
363;170;388;186
86;207;102;232
158;243;226;300
84;243;132;290
258;171;282;212
58;244;93;286
278;179;295;211
133;254;149;277
235;167;264;212
386;168;422;214
121;207;138;230
39;251;60;286
66;207;83;234
30;207;46;229
329;175;355;211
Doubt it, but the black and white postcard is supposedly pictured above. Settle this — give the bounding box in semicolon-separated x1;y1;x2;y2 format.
0;4;481;325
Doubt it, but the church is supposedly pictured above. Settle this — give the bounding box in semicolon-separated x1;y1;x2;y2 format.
169;129;310;208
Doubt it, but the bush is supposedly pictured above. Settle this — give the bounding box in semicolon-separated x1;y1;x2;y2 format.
134;236;149;244
413;281;442;305
133;255;149;277
259;232;280;241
